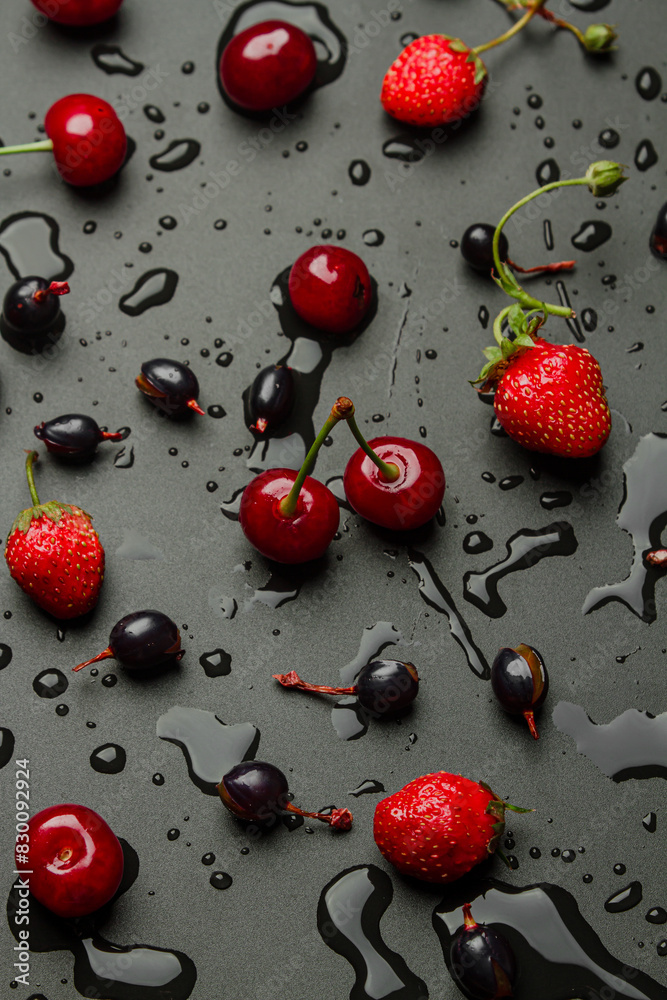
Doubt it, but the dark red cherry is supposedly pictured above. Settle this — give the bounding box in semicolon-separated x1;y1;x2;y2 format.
344;436;445;531
34;414;123;461
249;363;295;433
23;804;124;918
72;610;184;674
650;202;667;260
219;20;317;112
218;760;352;830
449;903;517;999
136;358;205;417
491;643;549;739
289;246;372;334
274;658;419;719
239;469;339;564
1;277;69;353
30;0;124;25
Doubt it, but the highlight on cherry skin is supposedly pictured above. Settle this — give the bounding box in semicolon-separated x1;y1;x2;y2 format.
288;245;372;334
274;659;419;719
0;94;127;187
218;761;353;831
21;804;124;919
30;0;124;26
72;610;184;674
219;20;317;113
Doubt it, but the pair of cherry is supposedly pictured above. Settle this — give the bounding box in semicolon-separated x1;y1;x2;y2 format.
240;397;446;564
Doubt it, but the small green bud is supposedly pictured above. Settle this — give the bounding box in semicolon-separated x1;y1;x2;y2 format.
583;23;618;53
585;160;627;197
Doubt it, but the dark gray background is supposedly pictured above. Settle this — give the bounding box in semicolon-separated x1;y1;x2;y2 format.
0;0;665;996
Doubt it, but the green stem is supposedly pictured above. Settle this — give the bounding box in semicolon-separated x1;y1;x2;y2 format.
474;0;548;54
493;306;513;346
345;414;400;482
0;139;54;157
279;398;351;517
25;451;41;506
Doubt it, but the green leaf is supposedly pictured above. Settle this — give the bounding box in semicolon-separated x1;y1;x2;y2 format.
476;360;496;382
482;346;503;362
448;38;469;53
513;332;536;349
507;304;527;338
501;337;516;360
473;57;488;85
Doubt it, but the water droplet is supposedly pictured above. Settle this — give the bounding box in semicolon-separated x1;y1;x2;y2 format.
571;221;612;252
540;491;572;510
605;882;643;913
152;773;165;786
144;104;165;123
199;648;232;678
90;743;126;775
635;139;658;172
642;812;657;833
463;531;493;555
382;135;425;163
536;158;560;186
348;159;371;185
636;67;662;101
362;229;385;247
149;139;201;172
119;268;178;316
0;644;12;670
348;779;385;797
167;828;180;841
91;43;144;76
0;211;73;281
207;404;226;419
113;445;135;469
33;669;68;699
499;476;523;491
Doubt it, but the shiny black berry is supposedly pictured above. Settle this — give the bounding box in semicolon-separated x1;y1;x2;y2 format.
650;202;667;260
249;363;295;434
218;760;353;830
449;903;517;1000
491;643;548;739
461;224;509;273
73;610;184;674
355;659;419;718
34;413;123;461
136;358;205;417
1;277;69;353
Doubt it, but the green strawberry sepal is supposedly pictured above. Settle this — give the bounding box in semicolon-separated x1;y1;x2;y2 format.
10;501;76;536
480;781;533;857
445;37;488;84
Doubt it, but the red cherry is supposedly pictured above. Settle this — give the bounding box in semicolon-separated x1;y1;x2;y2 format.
220;20;317;112
23;804;124;919
344;436;445;531
239;469;339;564
289;246;372;334
0;95;127;187
30;0;123;25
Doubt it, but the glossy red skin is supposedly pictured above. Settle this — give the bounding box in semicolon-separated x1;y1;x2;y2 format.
344;437;445;531
239;469;339;564
44;94;127;187
30;0;123;25
289;246;372;334
220;20;317;112
23;804;124;918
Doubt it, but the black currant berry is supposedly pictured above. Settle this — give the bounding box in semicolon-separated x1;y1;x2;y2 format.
1;277;69;353
34;413;123;461
461;224;509;273
135;358;205;417
73;610;184;674
650;202;667;260
491;643;548;739
248;364;295;433
273;659;419;720
449;903;517;1000
218;760;352;830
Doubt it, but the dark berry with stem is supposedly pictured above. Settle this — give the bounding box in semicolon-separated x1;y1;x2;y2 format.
449;903;517;999
239;398;347;563
220;20;317;112
289;246;372;334
461;223;574;276
218;761;352;830
491;644;548;739
136;358;205;417
1;277;69;352
249;364;295;434
274;659;419;719
0;95;127;187
34;414;123;461
72;610;184;673
650;202;667;260
341;400;445;531
30;0;124;25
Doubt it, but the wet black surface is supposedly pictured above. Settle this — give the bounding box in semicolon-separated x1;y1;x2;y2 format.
0;0;666;997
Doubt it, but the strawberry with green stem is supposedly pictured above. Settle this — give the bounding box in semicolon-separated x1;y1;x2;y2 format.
4;451;105;619
472;161;627;458
381;0;616;128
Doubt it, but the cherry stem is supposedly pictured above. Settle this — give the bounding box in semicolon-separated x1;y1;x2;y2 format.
344;411;400;482
33;281;70;302
645;549;667;568
278;397;353;517
25;450;41;507
186;399;206;415
284;802;353;831
100;431;124;442
72;647;114;673
474;0;548;54
273;670;356;697
523;710;540;740
507;257;576;275
462;903;477;930
0;139;54;157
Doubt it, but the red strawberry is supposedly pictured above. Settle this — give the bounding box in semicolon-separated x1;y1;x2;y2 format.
381;36;487;128
374;772;530;884
4;451;104;619
478;335;611;458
